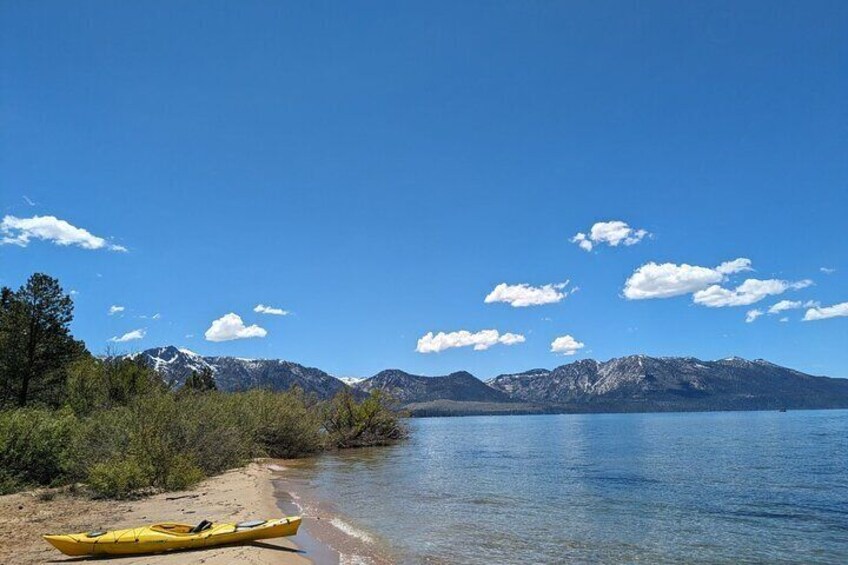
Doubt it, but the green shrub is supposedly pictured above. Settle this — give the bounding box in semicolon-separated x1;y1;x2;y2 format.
0;408;77;492
322;390;408;448
66;356;165;417
63;405;132;483
1;383;407;497
162;455;205;491
87;456;151;499
242;389;324;458
77;391;253;496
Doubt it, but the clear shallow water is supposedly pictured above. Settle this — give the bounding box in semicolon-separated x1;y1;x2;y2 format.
285;410;848;564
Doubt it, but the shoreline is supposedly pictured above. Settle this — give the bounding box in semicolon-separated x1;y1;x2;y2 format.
270;460;396;565
0;462;331;565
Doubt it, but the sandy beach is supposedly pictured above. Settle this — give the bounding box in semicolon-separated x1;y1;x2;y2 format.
0;462;319;565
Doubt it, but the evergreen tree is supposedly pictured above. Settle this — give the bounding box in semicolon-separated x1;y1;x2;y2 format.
183;367;217;392
0;273;87;407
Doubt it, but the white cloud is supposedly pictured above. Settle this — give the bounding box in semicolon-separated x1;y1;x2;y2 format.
205;313;267;341
693;279;812;308
416;329;525;353
803;302;848;322
820;267;836;274
779;317;789;323
109;328;145;342
22;195;36;206
767;300;818;315
0;215;126;251
254;304;289;316
108;305;125;316
622;257;794;304
623;261;728;299
571;232;594;252
768;300;801;314
498;332;526;345
745;309;763;323
484;281;569;307
571;220;649;252
550;334;585;355
715;258;753;275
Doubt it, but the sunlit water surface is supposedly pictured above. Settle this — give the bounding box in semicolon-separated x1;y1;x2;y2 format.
283;410;848;564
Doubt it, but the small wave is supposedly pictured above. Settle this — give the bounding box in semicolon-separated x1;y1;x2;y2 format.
330;517;374;544
340;554;372;565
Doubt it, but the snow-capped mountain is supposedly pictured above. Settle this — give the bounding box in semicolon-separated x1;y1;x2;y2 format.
129;346;346;399
338;377;366;386
486;355;848;411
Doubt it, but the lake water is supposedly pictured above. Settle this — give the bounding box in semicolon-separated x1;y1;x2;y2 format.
281;410;848;564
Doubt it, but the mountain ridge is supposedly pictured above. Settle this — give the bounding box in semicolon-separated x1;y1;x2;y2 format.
125;347;848;413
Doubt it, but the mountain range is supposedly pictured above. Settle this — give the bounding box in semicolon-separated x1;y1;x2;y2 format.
127;346;848;415
128;346;346;399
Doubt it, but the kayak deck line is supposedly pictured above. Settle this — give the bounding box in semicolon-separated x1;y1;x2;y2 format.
43;516;302;556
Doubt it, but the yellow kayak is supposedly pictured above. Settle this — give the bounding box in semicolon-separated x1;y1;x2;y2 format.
43;516;301;556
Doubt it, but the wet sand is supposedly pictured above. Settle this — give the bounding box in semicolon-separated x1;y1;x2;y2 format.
270;460;396;565
0;462;325;565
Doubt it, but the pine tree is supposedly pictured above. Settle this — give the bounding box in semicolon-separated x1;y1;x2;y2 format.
0;273;87;407
183;367;217;392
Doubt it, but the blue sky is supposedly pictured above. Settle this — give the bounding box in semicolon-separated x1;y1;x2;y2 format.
1;1;846;378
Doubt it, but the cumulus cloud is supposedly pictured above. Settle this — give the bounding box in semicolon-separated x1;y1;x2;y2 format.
623;261;728;299
745;309;763;323
484;281;570;307
254;304;289;316
497;332;526;345
715;258;753;275
780;317;789;323
571;220;649;252
1;215;126;251
550;334;585;355
767;300;818;315
416;329;525;353
109;328;145;342
205;313;267;342
803;302;848;322
820;267;836;274
108;305;125;316
693;279;812;308
624;257;811;307
768;300;801;314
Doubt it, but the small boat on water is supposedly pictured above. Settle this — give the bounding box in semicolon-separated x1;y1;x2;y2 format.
43;516;301;556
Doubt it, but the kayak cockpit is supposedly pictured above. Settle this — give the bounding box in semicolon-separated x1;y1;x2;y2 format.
151;519;215;535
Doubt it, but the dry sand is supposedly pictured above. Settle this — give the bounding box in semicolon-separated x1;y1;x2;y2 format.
0;462;315;565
